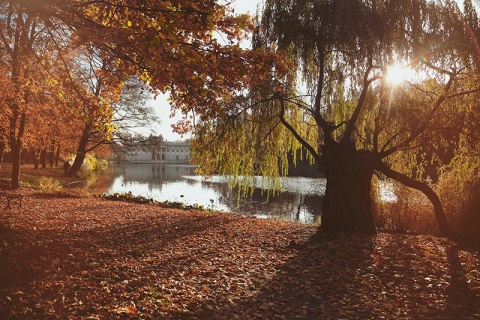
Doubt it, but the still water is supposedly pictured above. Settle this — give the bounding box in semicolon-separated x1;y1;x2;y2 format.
101;163;327;223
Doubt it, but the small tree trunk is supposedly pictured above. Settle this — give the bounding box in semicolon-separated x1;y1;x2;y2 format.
55;144;61;167
34;149;40;169
11;144;22;188
320;141;376;234
40;148;47;169
0;142;5;168
49;140;55;167
10;112;26;189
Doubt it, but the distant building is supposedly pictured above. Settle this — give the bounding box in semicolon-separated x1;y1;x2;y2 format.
124;141;191;164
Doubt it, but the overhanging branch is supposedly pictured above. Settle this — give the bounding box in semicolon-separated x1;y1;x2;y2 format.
380;74;455;158
278;96;320;164
376;161;478;245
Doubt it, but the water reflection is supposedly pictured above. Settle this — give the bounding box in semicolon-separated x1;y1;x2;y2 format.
104;163;326;223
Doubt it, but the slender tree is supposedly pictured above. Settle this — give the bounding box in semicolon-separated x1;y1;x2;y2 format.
0;2;52;188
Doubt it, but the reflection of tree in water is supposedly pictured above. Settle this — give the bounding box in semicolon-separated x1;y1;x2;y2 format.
88;166;116;194
68;166;117;193
104;164;326;223
201;180;323;223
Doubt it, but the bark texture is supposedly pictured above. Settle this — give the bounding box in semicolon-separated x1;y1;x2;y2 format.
68;124;90;177
320;141;376;234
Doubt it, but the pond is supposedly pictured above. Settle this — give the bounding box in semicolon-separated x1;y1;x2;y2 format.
95;163;327;223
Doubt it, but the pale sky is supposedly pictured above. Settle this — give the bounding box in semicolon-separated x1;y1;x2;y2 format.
231;1;261;15
148;0;261;142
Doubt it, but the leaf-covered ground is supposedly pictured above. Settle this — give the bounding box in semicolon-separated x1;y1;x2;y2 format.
1;191;479;319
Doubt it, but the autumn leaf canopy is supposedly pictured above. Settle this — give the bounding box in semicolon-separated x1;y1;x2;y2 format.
14;0;283;134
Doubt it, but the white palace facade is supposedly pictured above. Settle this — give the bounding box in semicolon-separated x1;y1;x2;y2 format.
124;141;191;164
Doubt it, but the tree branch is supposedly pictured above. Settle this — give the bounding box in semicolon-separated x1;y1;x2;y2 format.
341;65;381;144
376;161;479;245
380;74;455;158
278;96;320;164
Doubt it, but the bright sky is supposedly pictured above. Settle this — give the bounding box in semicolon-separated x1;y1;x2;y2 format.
148;1;261;142
230;1;261;15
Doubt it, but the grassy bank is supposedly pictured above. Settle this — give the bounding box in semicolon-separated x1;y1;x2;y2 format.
0;163;112;195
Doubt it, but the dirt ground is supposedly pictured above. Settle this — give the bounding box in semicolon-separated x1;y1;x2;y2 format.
1;190;479;319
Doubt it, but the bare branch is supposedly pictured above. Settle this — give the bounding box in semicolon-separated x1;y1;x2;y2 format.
380;74;455;158
341;64;381;144
278;96;320;163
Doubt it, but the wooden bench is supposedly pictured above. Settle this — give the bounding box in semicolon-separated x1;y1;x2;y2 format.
1;190;23;209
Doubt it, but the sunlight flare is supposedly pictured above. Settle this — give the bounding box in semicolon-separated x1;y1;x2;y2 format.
385;63;415;85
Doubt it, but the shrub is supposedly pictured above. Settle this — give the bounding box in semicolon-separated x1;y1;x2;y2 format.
371;175;439;235
37;176;62;191
83;156;108;171
435;153;480;240
77;156;109;182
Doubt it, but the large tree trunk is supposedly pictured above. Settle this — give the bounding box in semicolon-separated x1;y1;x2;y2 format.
68;124;91;177
10;112;26;189
69;151;86;177
320;141;376;234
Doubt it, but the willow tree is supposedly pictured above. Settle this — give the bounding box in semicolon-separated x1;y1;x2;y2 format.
192;0;480;241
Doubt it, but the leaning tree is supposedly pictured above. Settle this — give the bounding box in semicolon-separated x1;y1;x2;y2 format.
191;0;480;242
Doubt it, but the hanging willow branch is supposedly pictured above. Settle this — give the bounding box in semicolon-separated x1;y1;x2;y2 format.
278;96;320;163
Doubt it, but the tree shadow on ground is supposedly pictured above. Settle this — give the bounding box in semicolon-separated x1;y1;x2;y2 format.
189;233;480;320
1;197;479;320
188;232;379;319
444;244;480;319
